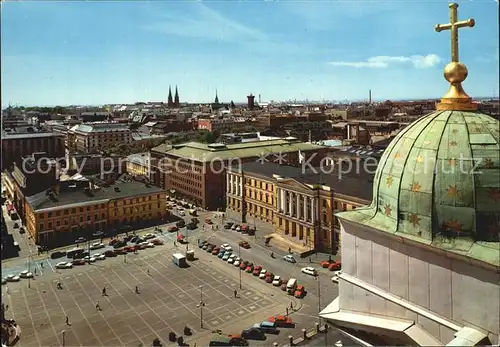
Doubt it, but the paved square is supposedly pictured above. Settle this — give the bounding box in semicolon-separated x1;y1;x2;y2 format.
4;250;281;346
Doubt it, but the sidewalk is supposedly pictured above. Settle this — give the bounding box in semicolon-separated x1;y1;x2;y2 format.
264;233;311;255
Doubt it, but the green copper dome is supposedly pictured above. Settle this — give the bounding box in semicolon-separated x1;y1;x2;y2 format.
338;110;500;267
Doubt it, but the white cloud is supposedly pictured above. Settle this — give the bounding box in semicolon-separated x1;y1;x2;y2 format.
328;54;441;69
144;4;267;42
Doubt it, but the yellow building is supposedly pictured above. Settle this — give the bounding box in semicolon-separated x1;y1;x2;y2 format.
226;162;372;253
25;178;167;247
126;152;150;177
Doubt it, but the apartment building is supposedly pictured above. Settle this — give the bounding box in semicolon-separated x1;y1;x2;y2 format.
25;177;167;247
68;122;132;153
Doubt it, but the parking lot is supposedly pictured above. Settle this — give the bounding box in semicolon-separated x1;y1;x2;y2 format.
3;246;291;347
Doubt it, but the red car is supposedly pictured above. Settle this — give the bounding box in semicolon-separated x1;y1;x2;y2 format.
238;241;251;249
152;239;164;245
168;226;178;232
240;261;250;270
252;266;262;276
265;275;273;283
281;282;287;291
294;285;306;298
124;246;136;252
320;261;331;268
328;262;342;271
212;247;221;255
136;244;146;250
267;315;294;327
72;259;85;266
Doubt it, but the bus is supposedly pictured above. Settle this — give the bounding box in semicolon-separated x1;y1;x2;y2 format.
172;253;187;268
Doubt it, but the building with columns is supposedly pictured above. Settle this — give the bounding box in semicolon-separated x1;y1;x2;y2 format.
320;4;500;345
226;162;372;252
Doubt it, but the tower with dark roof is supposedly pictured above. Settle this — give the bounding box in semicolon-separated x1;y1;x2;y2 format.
174;86;180;107
214;89;219;105
167;86;174;108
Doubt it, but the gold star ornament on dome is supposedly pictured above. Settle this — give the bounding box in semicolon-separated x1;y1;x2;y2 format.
394;152;401;159
445;220;463;233
409;213;421;228
450;141;458;147
386;176;394;187
416;156;425;164
384;204;392;217
435;3;477;111
411;182;421;192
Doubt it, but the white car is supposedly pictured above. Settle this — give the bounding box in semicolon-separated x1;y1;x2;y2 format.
84;256;96;263
144;233;155;240
236;226;241;232
221;243;233;252
227;254;237;264
146;242;155;248
301;267;318;276
259;269;267;279
55;262;73;269
6;275;20;282
90;242;105;250
331;271;341;283
283;254;297;263
19;270;34;279
93;253;106;261
234;258;242;267
272;276;282;286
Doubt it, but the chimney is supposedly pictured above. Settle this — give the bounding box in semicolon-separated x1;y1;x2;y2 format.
356;124;360;144
247;94;255;110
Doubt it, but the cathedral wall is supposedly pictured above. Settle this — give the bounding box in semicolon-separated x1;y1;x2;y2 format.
339;220;500;344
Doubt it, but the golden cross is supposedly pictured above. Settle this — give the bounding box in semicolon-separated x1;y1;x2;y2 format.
435;3;475;63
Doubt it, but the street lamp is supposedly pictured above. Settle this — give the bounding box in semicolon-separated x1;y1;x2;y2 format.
61;330;66;347
197;285;205;328
238;244;242;289
316;276;321;324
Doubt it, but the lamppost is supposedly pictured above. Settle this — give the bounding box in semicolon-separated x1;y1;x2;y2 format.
27;255;31;289
238;244;242;289
316;276;321;324
61;330;66;347
197;285;205;328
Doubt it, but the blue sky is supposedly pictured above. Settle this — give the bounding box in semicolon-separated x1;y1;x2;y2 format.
2;0;498;106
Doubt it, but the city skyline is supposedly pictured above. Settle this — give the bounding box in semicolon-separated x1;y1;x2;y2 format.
2;0;499;107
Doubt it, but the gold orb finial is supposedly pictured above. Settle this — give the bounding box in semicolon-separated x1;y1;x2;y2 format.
434;3;477;111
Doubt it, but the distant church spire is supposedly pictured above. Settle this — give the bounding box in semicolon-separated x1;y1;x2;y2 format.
214;89;219;104
167;86;174;107
174;85;180;107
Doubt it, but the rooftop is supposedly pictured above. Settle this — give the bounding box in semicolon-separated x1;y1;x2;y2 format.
26;178;164;212
70;123;130;134
2;126;63;140
231;162;373;202
152;139;325;162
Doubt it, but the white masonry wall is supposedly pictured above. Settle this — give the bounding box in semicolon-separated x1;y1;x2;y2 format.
339;219;500;345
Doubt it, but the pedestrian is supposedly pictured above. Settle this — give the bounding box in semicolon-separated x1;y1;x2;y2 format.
40;262;44;269
147;269;150;275
173;241;177;247
288;247;291;253
65;316;70;325
102;287;107;296
135;286;139;294
286;308;289;316
57;281;63;290
290;301;293;309
96;301;101;311
233;289;237;298
34;268;37;276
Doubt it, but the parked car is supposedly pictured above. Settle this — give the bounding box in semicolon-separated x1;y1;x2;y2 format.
231;224;239;230
239;261;249;270
253;321;279;334
176;220;185;228
168;226;179;233
328;261;342;271
265;275;274;283
72;259;85;266
207;244;215;253
221;243;232;251
301;267;318;276
109;239;119;246
205;218;213;224
144;233;155;240
238;241;251;249
186;223;196;230
55;262;73;269
124;246;136;253
191;218;199;224
283;254;296;263
241;328;266;340
227;254;237;263
224;222;234;229
84;256;96;263
294;285;306;298
267;315;294;328
259;269;267;279
113;241;127;248
152;239;164;245
6;275;20;282
74;237;86;244
51;251;66;259
90;242;105;250
252;265;262;275
114;248;127;255
104;250;117;257
272;276;282;286
320;260;331;268
222;252;232;261
234;257;242;267
212;247;221;255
